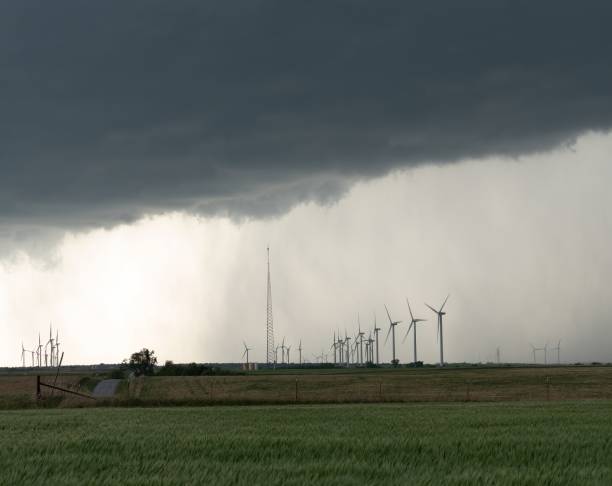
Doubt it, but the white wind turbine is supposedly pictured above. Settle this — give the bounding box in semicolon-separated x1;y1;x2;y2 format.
298;340;302;366
403;298;427;365
331;332;337;364
344;332;351;367
55;329;60;366
373;314;381;365
384;305;402;365
242;341;252;366
281;337;287;364
425;294;450;367
356;315;365;365
551;340;561;364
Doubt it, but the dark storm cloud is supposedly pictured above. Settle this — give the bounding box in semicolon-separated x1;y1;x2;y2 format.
1;0;611;225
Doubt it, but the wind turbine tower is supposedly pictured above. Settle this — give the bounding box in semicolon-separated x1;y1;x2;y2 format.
551;340;561;364
357;315;365;365
384;305;402;364
332;332;337;364
266;246;275;366
373;313;381;365
344;333;351;367
404;298;427;365
298;340;302;366
425;295;450;367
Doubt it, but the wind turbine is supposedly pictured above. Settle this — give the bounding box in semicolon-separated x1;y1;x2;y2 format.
425;294;450;367
367;333;375;362
37;333;42;368
403;298;427;365
373;313;381;365
551;340;561;364
242;341;252;365
48;323;55;367
356;315;365;365
286;345;292;364
298;340;303;366
280;337;286;364
55;329;60;366
529;344;537;364
331;332;337;364
344;332;351;367
384;305;402;364
21;343;26;368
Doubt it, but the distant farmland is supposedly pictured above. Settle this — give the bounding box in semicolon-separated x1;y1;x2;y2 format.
1;401;612;485
125;366;612;405
3;366;612;408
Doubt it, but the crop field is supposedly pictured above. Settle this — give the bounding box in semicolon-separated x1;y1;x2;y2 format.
122;366;612;405
0;401;611;485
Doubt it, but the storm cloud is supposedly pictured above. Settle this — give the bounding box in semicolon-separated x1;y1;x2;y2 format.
2;1;612;226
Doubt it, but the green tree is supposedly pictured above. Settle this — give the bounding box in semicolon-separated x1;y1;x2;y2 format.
124;348;157;376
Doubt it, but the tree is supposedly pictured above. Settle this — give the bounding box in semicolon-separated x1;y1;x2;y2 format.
124;348;157;376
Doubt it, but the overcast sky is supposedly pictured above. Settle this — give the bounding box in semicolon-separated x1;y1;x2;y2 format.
1;2;612;366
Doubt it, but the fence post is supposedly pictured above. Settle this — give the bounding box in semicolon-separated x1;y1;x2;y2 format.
546;376;550;401
36;375;41;399
379;382;383;402
295;379;298;402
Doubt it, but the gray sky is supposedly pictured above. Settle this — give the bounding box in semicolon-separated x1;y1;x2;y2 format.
1;2;612;365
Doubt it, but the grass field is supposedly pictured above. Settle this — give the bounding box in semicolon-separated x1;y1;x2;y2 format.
0;401;611;485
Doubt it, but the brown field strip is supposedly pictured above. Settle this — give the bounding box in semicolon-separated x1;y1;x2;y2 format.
3;366;612;408
121;366;612;404
0;373;89;406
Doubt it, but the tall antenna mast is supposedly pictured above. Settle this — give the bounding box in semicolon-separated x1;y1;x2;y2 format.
266;246;275;366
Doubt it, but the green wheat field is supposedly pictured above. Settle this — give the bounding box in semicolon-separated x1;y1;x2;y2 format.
1;401;611;485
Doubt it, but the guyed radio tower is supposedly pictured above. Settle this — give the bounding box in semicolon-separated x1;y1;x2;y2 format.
266;246;275;366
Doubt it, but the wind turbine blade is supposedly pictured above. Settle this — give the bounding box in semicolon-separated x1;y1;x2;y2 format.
384;325;392;345
384;304;393;324
402;322;413;343
439;294;450;312
242;349;247;358
406;298;414;321
425;303;438;314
